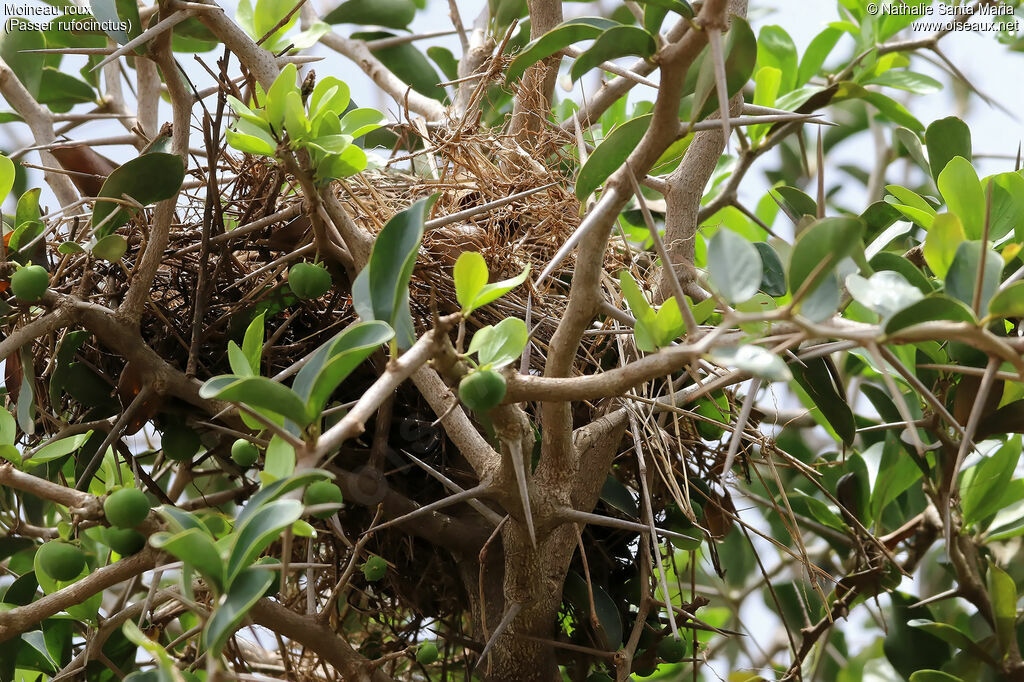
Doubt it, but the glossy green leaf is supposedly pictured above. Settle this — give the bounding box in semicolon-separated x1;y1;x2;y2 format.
983;171;1024;242
37;68;96;112
690;17;757;121
770;186;817;222
788;216;864;301
237;470;333;525
926;116;971;182
505;18;618;84
22;432;93;466
749;66;781;142
618;270;658;352
454;252;489;312
756;25;798;94
845;271;923;320
961;437;1021;526
923;213;965;279
907;619;993;664
791;356;855;445
708;345;791;382
468;318;528;370
576;114;651;201
869;251;932;295
0;154;14;200
909;671;964;682
291;320;393;417
600;476;638;517
202;567;275;656
351;197;432;348
753;242;786;296
324;0;416;29
987;562;1016;656
89;0;137;45
707;227;762;304
92;153;185;237
937;156;985;240
865;70;942;94
242;312;265;374
149;528;225;590
264;63;298;135
91;234;128;262
262;434;295;481
569;26;656;82
945;241;1001;313
0;28;44;97
339;107;387;139
988;282;1024;319
199;375;311;426
885;294;976;335
226;499;303;584
869;434;921;521
797;27;842;87
894;127;931;178
353;32;446;101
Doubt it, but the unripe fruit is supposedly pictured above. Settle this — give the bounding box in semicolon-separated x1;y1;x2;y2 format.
106;528;146;556
289;262;332;300
162;425;201;461
37;542;86;581
256;556;281;598
362;555;386;582
657;636;686;663
104;488;150;528
415;641;439;665
11;265;49;302
304;481;343;518
458;369;506;412
231;439;259;468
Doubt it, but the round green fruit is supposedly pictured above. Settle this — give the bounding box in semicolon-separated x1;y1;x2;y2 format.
362;555;387;582
458;369;507;412
256;557;282;598
11;265;49;303
304;481;343;518
106;528;146;556
231;439;260;468
37;542;86;581
162;425;201;462
657;636;686;663
289;263;332;300
104;488;150;529
415;641;439;665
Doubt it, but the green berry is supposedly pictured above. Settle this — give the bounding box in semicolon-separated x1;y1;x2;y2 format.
362;555;387;582
104;488;150;528
304;481;343;519
106;528;146;556
231;439;260;467
162;425;201;462
289;263;332;300
415;641;439;665
11;265;49;303
458;369;507;412
37;542;86;581
657;636;686;663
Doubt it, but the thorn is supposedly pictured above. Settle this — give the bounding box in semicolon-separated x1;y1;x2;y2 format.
474;602;522;673
508;439;537;547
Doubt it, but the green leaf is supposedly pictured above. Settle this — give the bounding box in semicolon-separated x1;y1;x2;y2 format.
945;241;1001;313
756;25;798;94
769;186;817;222
505;18;618;84
253;0;299;45
351;197;433;348
0;408;15;446
468;318;529;370
885;294;976;335
576;114;654;201
708;345;791;382
472;266;531;312
909;671;964;682
427;46;459;81
241;312;265;374
754;242;786;296
983;171;1024;242
961;436;1021;526
618;270;658;352
707;227;762;304
937;156;985;240
202;567;275;656
309;77;351;118
894;127;931;178
0;27;44;97
454;252;489;313
689;17;757;121
37;69;96;112
291;320;393;418
869;433;921;521
226;499;303;585
989;282;1024;319
845;271;924;320
22;432;93;466
0;153;14;200
339;107;387;139
323;0;416;29
600;476;638;517
923;213;965;279
569;26;656;82
869;251;933;295
264;63;298;136
89;0;140;46
749;66;781;142
91;234;127;262
987;562;1016;656
149;528;225;591
791;356;855;446
199;375;311;426
262;434;295;480
797;26;842;87
926;116;971;182
92;153;185;237
236;470;333;525
907;619;993;665
788;216;864;302
864;70;942;94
